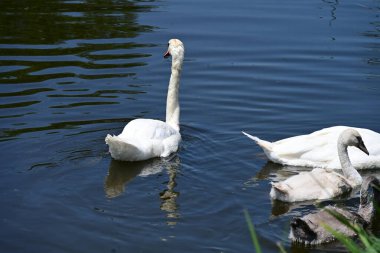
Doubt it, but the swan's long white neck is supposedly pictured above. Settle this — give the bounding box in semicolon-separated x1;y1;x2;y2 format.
337;140;362;186
165;54;183;132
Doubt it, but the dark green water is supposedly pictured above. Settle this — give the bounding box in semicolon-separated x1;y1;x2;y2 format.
1;0;380;252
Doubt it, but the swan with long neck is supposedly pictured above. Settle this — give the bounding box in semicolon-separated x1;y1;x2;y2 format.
105;39;184;161
270;129;369;202
242;126;380;169
164;39;183;132
289;176;380;245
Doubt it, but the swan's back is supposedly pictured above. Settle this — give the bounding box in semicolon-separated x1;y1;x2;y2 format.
289;206;363;245
271;127;342;167
270;168;352;202
106;119;180;161
119;119;178;141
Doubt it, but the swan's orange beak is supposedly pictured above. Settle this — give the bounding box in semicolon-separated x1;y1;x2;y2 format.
164;50;171;58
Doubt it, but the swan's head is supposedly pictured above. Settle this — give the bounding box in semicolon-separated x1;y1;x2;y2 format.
164;39;185;60
339;128;369;155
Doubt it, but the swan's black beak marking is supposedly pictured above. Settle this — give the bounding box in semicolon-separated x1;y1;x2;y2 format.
358;137;369;156
164;50;171;58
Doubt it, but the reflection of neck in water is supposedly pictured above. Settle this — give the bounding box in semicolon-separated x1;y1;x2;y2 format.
104;156;181;225
160;163;180;225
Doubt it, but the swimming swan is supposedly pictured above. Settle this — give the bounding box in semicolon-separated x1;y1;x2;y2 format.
270;129;369;202
289;176;380;245
242;126;380;169
105;39;184;161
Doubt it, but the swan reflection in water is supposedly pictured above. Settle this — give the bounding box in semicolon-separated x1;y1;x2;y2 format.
105;156;180;225
159;161;180;225
255;161;380;217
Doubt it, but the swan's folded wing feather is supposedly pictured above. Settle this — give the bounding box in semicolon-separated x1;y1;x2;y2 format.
120;119;177;141
271;128;342;162
275;169;345;201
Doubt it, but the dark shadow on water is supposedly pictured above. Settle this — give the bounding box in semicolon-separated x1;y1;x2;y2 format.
0;0;157;44
105;156;181;225
271;197;353;218
0;0;159;140
322;0;339;27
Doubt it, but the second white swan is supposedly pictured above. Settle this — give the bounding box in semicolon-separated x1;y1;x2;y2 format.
243;126;380;169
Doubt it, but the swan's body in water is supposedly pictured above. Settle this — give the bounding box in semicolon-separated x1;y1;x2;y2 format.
105;39;184;161
242;126;380;169
289;176;380;245
270;129;369;202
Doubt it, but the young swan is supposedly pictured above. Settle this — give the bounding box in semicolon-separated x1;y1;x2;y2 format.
270;129;369;202
289;176;380;245
105;39;184;161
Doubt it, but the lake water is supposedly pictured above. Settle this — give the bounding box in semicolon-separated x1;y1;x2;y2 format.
1;0;380;252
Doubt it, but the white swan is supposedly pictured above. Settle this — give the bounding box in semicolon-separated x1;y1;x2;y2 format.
105;39;184;161
242;126;380;169
270;128;369;202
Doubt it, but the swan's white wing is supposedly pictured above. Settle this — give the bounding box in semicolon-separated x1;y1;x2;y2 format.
272;169;351;202
273;127;341;156
268;127;345;167
119;119;178;141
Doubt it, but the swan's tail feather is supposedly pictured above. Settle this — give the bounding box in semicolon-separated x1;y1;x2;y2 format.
270;182;291;201
273;184;288;194
105;134;142;161
242;131;273;152
271;182;289;194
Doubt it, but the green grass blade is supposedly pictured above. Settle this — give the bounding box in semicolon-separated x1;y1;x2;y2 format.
356;227;372;250
324;208;358;233
323;224;361;253
276;242;287;253
244;209;262;253
323;208;380;253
